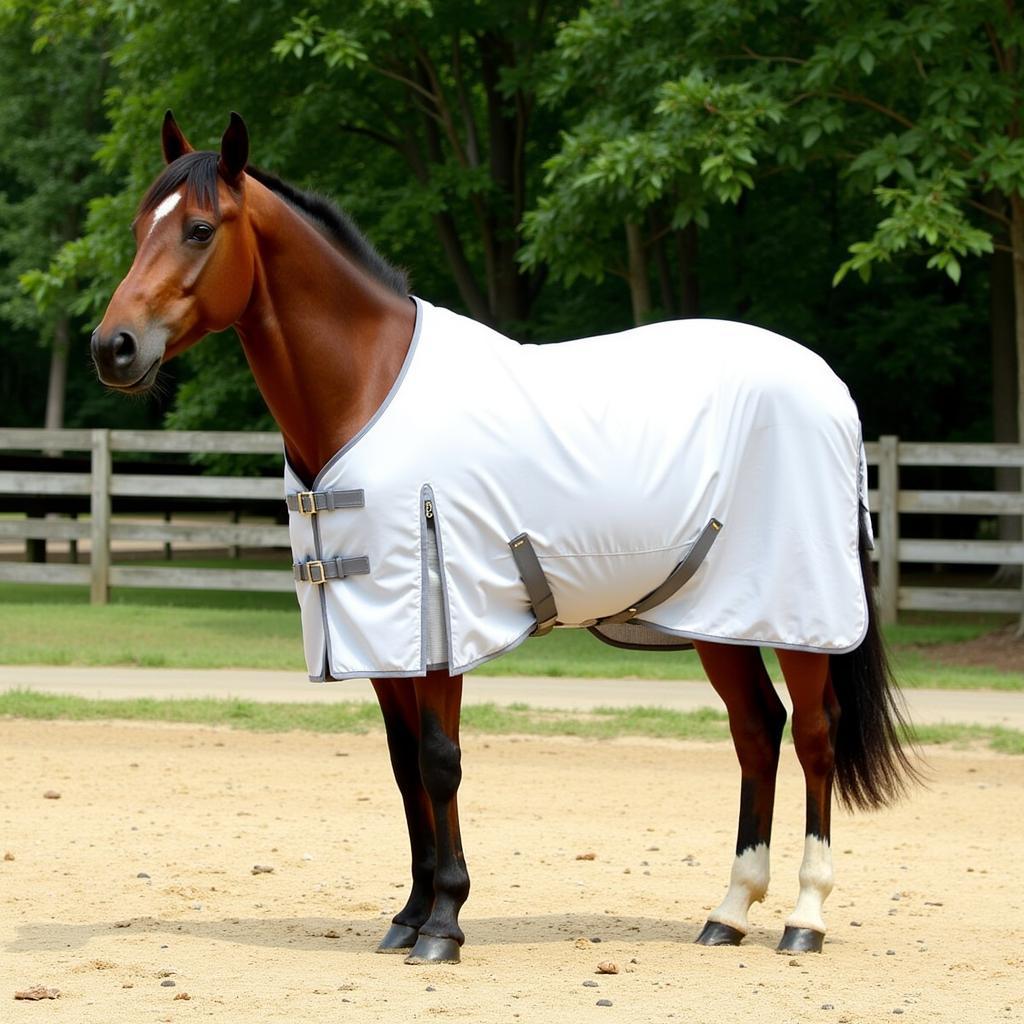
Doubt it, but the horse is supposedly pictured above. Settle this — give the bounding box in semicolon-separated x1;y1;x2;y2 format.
92;111;918;966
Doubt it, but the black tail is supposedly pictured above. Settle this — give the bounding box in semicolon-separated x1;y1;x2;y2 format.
830;522;921;811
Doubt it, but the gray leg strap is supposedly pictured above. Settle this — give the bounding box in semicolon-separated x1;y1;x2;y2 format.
598;518;722;624
507;518;722;636
294;555;371;584
508;533;559;636
287;489;365;514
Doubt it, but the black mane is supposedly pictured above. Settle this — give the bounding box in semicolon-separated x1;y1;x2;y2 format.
138;152;408;296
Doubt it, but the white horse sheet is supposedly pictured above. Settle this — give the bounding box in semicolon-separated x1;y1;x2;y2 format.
287;298;870;680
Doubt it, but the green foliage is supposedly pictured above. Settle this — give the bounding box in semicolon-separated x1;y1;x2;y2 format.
0;3;117;326
1;0;1017;446
834;174;995;286
525;0;1024;292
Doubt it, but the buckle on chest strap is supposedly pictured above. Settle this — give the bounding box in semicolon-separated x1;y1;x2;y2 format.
293;555;371;585
287;489;366;515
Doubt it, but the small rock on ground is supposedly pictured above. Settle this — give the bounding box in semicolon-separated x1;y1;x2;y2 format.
15;986;60;1001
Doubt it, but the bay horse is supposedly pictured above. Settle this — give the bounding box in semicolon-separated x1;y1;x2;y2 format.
92;112;917;965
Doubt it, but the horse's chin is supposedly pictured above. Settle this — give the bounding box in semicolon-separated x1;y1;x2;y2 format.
102;357;162;395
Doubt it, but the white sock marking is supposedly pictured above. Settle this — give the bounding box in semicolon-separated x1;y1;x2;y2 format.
707;842;770;934
785;835;834;934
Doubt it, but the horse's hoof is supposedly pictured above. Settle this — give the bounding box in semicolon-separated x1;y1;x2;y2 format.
376;922;419;953
777;926;824;953
695;920;745;947
404;934;461;965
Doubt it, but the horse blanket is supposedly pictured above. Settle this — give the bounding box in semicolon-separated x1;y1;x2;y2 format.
286;297;870;681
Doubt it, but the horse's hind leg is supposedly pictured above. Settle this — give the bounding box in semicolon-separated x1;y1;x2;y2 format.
693;640;787;946
372;678;436;953
775;649;840;954
404;671;470;965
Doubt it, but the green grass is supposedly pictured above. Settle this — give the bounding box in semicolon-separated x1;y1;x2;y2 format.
0;689;729;741
0;599;305;669
1;689;1020;753
0;579;1020;689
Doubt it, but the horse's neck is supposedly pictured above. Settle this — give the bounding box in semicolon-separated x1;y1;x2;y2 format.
235;193;414;485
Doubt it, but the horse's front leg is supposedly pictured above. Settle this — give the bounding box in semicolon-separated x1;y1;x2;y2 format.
372;678;436;952
693;640;787;946
776;649;840;953
404;670;470;965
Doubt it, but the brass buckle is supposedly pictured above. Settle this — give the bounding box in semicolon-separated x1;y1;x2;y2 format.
296;491;317;515
306;560;327;584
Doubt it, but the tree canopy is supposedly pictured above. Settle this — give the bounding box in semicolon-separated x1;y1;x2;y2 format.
0;0;1018;449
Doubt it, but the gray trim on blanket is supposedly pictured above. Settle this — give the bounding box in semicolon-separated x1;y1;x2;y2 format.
624;615;871;657
304;621;536;681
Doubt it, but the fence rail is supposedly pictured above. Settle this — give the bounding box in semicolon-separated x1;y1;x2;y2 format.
1;428;1022;619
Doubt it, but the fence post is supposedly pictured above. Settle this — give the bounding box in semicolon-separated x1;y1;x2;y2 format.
878;434;899;625
90;428;111;604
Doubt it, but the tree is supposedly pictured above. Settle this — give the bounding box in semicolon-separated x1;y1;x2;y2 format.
521;0;790;324
0;1;117;431
272;0;577;325
526;0;1024;431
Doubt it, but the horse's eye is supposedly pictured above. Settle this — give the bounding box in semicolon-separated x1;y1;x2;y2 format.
187;223;214;244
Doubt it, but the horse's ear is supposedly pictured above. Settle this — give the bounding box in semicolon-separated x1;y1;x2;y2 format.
218;112;249;186
161;110;194;164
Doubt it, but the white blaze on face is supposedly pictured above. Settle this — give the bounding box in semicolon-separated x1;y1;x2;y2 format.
707;842;770;934
785;835;834;934
146;190;183;239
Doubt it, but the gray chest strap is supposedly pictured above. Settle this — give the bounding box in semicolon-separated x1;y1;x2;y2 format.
287;489;365;514
509;518;722;636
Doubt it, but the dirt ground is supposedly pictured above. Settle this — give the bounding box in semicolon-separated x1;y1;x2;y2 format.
1;721;1021;1024
921;624;1024;674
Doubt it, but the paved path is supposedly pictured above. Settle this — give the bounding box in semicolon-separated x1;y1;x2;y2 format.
2;664;1022;728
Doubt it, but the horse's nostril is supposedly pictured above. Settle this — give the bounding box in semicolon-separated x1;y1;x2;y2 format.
112;330;138;366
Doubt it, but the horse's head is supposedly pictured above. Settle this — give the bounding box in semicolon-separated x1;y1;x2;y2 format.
92;111;255;393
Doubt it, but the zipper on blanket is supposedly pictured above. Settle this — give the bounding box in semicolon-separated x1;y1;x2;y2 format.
420;485;452;672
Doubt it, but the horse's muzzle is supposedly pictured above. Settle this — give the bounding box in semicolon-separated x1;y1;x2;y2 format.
91;325;161;392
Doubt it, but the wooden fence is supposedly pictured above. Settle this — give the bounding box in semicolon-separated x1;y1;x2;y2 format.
0;427;290;602
1;428;1023;621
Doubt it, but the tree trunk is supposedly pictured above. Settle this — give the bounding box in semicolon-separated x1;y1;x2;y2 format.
1010;193;1024;632
991;244;1019;548
478;31;533;325
42;312;70;470
625;221;652;326
650;211;675;316
431;210;492;323
675;222;700;317
44;314;69;433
